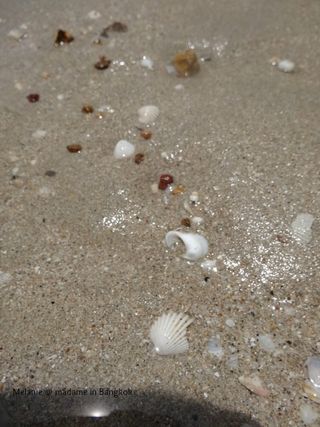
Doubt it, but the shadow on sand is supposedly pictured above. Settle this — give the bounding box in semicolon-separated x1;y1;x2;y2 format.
0;388;262;427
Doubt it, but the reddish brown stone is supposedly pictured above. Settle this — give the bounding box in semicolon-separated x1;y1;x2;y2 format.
158;174;174;190
54;29;74;46
27;93;39;103
67;144;82;153
134;153;145;164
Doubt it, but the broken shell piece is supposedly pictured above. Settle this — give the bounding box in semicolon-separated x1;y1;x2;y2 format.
291;213;314;244
307;356;320;389
165;230;208;261
303;381;320;404
150;311;193;356
172;49;200;77
113;140;135;159
258;335;277;353
238;374;270;397
138;105;159;124
189;192;199;203
277;59;295;73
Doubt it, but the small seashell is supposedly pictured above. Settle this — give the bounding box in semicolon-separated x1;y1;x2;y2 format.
300;403;319;425
113;140;135;159
207;336;224;359
291;213;314;244
238;374;270;397
138;105;159;124
277;59;295;73
150;311;193;356
165;230;208;261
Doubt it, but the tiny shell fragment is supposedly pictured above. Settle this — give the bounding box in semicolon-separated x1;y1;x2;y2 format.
54;29;74;46
238;374;270;397
67;144;82;153
94;56;112;70
172;49;200;77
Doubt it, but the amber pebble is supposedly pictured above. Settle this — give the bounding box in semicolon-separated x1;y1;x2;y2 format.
172;49;200;77
67;144;82;153
181;218;191;227
27;93;39;103
134;153;145;164
140;130;152;140
54;29;74;46
94;56;112;70
158;174;174;190
82;105;94;114
172;185;185;195
101;22;128;37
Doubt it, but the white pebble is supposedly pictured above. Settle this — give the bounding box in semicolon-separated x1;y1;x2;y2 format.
191;216;204;226
0;271;12;288
140;56;154;70
258;334;277;353
189;192;199;203
277;59;295;73
175;84;184;90
87;10;101;19
113;140;135;159
8;28;26;41
57;94;64;101
207;336;224;359
225;319;235;328
300;404;319;425
32;129;47;139
14;81;23;91
151;183;158;193
201;259;217;273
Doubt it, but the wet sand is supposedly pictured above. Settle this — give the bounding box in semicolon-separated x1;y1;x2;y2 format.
1;0;320;425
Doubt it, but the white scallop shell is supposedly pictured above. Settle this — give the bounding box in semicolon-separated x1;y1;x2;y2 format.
291;213;314;244
113;140;135;159
165;230;208;261
150;312;193;355
138;105;159;124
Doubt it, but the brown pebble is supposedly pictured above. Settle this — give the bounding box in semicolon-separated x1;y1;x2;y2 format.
82;105;94;114
172;185;185;195
134;153;145;164
140;130;152;140
158;174;174;190
172;49;200;77
276;234;289;244
27;93;39;103
45;170;56;177
67;144;82;153
101;22;128;37
54;29;74;46
181;218;191;227
94;56;112;70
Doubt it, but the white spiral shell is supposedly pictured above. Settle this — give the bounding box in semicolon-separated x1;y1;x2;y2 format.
291;213;314;244
138;105;159;124
165;230;208;261
150;312;193;355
